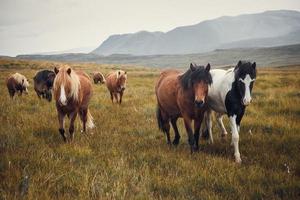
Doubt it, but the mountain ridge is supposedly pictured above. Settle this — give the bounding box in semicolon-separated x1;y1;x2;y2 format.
92;10;300;55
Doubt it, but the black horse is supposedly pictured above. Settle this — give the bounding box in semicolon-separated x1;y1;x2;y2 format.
33;70;56;102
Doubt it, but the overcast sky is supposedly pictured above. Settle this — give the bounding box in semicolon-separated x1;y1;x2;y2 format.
0;0;299;56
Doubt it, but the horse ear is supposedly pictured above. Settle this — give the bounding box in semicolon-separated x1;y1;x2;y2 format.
238;60;242;66
190;63;196;71
235;60;242;70
205;63;211;72
252;62;256;69
54;67;59;74
67;68;71;75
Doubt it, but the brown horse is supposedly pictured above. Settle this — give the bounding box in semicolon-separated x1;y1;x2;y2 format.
53;65;94;142
106;70;127;104
6;73;29;98
92;72;106;84
155;63;212;152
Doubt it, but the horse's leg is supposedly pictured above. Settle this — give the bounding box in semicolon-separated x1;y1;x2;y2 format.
119;91;124;104
110;92;114;103
183;116;196;153
113;93;118;103
229;114;241;163
58;112;67;142
236;109;244;133
216;113;228;137
69;111;77;141
79;108;88;133
171;118;180;145
9;90;15;98
194;111;205;150
205;109;214;144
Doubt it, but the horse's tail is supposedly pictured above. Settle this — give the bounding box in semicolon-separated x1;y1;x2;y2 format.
201;112;210;140
86;109;95;129
156;105;165;133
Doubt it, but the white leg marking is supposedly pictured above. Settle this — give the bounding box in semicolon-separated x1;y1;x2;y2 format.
205;111;213;144
229;115;241;163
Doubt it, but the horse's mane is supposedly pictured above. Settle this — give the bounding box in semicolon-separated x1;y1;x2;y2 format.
12;73;29;87
53;66;81;101
234;61;257;79
179;66;212;90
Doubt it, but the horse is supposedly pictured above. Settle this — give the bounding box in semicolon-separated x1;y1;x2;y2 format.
92;72;106;84
6;73;29;98
155;63;212;153
106;70;127;104
203;60;257;163
33;70;56;101
53;65;94;142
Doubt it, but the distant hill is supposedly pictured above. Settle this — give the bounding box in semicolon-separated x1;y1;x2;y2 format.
92;10;300;55
16;44;300;68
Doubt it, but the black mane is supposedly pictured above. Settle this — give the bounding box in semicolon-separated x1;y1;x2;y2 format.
234;60;257;80
179;64;212;90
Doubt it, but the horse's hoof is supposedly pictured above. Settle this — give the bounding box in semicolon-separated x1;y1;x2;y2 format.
221;132;228;138
172;140;179;146
235;157;242;164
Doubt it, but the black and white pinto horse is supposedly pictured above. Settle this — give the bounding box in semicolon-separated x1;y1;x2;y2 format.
203;61;257;163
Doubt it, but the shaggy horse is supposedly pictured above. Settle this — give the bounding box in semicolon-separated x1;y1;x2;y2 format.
53;66;94;142
106;70;127;104
203;61;257;163
33;70;56;101
6;73;29;98
155;63;212;153
92;72;106;84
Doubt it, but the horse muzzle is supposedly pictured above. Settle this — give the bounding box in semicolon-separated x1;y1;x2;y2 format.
194;100;204;108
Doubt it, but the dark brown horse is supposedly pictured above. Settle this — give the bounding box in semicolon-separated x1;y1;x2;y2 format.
155;63;212;152
53;65;94;142
92;72;106;84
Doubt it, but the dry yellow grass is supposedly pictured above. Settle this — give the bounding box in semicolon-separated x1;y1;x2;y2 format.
0;58;299;199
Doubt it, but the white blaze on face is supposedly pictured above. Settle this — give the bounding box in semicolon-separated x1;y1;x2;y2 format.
239;74;255;106
59;85;67;105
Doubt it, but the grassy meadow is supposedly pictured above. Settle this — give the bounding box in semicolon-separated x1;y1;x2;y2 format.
0;58;299;199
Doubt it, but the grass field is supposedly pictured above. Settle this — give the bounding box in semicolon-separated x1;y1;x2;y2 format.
0;58;299;199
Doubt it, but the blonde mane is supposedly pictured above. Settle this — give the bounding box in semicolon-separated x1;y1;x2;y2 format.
12;73;29;87
53;66;81;101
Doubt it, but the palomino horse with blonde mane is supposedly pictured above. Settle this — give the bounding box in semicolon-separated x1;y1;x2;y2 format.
53;66;94;142
106;70;127;104
155;63;212;153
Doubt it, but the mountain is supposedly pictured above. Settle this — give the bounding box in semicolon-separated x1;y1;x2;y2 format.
17;44;300;68
92;10;300;55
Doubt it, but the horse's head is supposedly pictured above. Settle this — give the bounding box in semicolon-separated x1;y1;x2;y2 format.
180;63;212;108
99;73;106;84
22;77;30;94
116;70;127;92
53;66;80;106
46;71;56;89
234;60;257;106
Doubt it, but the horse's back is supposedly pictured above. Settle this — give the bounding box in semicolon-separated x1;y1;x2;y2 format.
156;69;180;90
156;69;181;116
208;68;235;113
